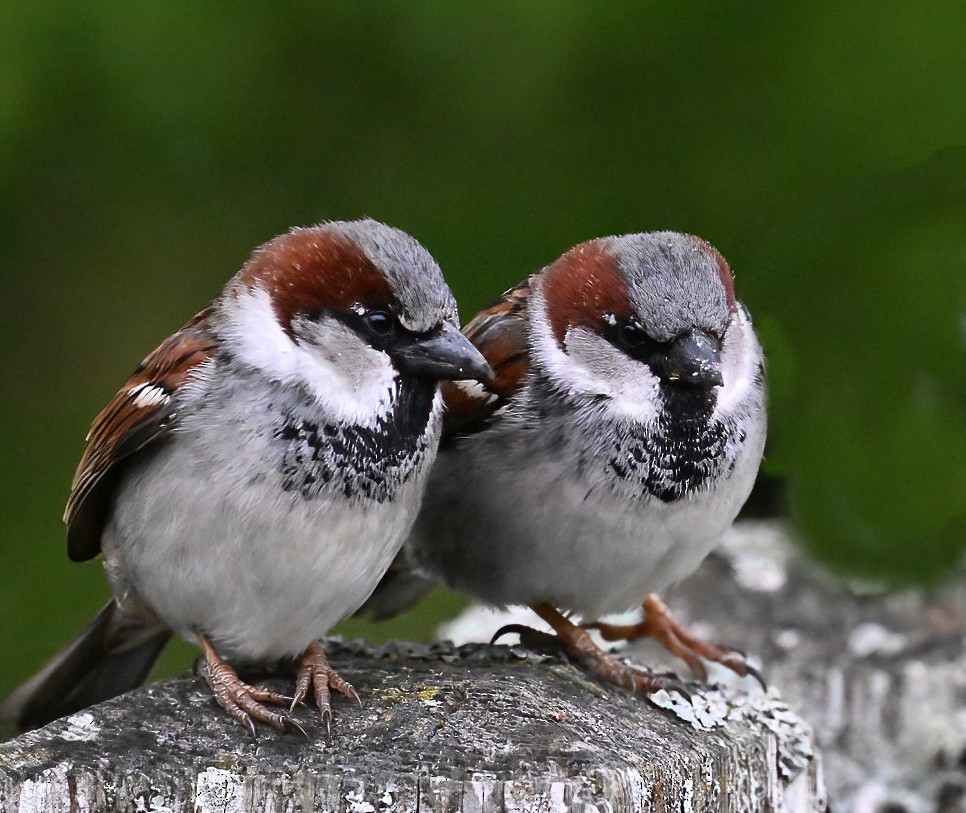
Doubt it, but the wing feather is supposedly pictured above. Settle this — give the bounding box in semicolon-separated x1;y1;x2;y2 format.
65;307;216;561
440;278;532;439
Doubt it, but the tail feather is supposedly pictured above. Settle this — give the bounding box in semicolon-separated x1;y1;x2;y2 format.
355;552;437;621
1;600;171;732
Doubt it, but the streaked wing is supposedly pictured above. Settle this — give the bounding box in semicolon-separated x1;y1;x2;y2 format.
440;278;532;439
65;307;216;561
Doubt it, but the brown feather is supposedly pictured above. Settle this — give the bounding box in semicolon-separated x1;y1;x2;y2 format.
440;279;532;439
541;240;631;346
65;308;217;561
235;229;393;337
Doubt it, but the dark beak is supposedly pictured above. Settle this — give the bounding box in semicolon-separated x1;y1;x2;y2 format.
653;328;723;388
394;322;494;383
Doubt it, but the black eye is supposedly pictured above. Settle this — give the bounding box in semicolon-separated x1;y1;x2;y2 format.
619;322;649;348
364;310;396;336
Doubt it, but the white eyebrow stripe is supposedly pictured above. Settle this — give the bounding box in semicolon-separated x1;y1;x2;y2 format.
127;383;170;408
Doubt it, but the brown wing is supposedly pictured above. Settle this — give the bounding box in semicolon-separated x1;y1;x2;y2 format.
440;277;533;440
65;307;217;561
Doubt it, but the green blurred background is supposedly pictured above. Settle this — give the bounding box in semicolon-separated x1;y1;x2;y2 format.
1;2;964;696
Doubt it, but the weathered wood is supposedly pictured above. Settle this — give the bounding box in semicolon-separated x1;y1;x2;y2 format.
5;519;961;812
657;522;966;813
442;521;966;813
0;637;823;812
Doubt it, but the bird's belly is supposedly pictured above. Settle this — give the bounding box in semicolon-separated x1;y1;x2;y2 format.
104;443;420;660
494;494;725;618
416;452;743;620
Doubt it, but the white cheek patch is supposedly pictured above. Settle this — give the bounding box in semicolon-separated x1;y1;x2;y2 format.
714;305;764;417
127;383;170;409
565;328;662;422
529;286;661;422
224;287;398;424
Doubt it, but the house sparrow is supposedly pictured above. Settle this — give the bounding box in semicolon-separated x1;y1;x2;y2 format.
362;232;767;694
1;219;493;735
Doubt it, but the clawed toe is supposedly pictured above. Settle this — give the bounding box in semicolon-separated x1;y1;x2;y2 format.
712;649;766;690
247;685;295;707
198;637;357;737
293;642;359;736
588;594;766;689
491;623;566;656
199;636;297;735
530;602;684;699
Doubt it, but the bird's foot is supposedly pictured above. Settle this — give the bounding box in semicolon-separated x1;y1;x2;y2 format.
529;603;690;699
585;594;765;688
198;636;304;737
290;642;360;737
491;623;571;656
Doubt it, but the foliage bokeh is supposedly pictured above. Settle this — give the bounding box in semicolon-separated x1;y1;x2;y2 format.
1;2;963;695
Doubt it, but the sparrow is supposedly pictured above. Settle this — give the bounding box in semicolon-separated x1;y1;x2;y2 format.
1;219;493;735
361;231;767;694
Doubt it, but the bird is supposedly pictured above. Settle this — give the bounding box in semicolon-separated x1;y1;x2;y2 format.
360;231;767;694
1;219;493;735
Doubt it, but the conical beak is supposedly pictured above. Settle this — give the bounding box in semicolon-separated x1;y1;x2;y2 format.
393;322;494;383
653;328;723;388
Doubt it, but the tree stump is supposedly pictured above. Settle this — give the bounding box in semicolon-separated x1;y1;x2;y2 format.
441;521;966;813
0;638;824;812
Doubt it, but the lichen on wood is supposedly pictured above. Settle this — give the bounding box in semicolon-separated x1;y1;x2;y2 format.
0;639;824;812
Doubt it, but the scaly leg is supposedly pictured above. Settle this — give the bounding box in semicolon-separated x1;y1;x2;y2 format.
530;602;683;696
198;635;303;736
290;642;361;737
586;594;765;687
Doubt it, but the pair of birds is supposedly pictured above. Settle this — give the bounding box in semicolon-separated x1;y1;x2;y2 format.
2;219;766;736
